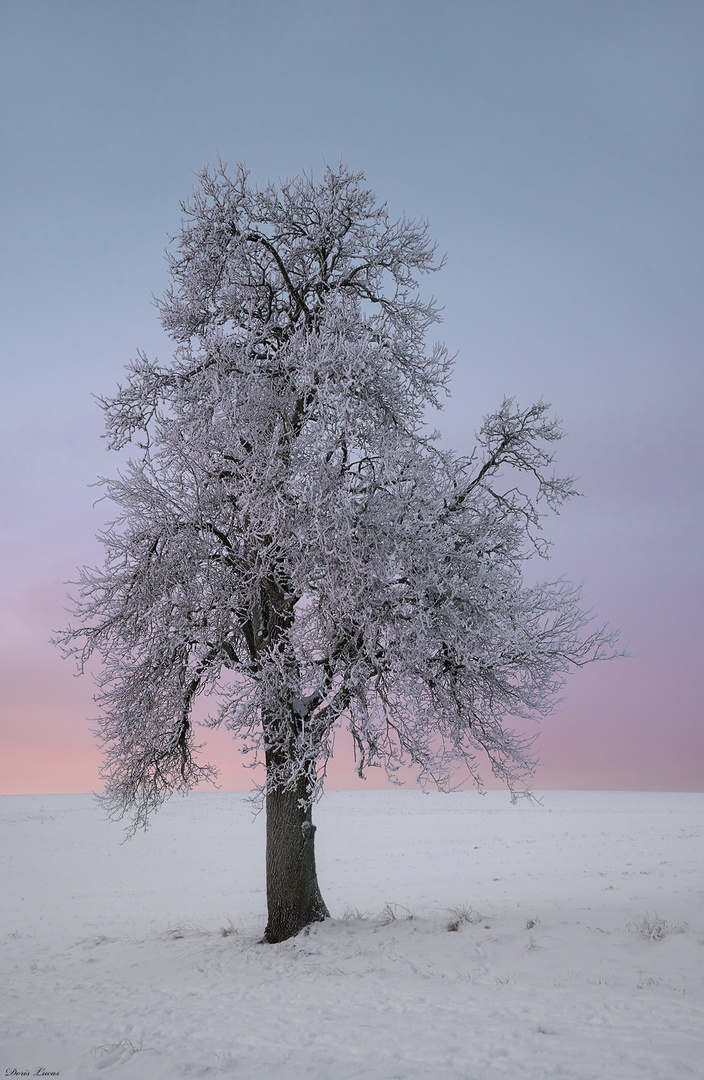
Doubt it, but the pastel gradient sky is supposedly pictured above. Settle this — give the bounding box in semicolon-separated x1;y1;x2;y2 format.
1;0;702;795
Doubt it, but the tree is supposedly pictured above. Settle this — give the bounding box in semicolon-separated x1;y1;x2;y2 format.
59;162;615;943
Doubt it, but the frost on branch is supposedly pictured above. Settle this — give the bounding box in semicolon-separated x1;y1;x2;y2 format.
58;162;617;832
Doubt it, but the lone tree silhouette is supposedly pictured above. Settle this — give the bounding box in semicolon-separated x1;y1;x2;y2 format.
59;162;615;942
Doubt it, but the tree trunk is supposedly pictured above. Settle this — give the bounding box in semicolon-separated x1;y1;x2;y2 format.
262;770;329;943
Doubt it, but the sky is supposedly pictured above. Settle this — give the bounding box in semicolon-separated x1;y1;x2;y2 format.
0;0;702;795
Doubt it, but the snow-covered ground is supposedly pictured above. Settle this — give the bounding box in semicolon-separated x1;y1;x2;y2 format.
1;789;702;1079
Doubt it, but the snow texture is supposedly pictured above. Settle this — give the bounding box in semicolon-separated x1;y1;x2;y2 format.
2;789;702;1078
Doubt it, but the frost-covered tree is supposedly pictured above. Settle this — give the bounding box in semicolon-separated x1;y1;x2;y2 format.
60;163;615;942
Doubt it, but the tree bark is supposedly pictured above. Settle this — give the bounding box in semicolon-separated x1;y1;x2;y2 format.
262;769;329;943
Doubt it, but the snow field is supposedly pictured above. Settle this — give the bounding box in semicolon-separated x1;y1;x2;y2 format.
1;790;702;1079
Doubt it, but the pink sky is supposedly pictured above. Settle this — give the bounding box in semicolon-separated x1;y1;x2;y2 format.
1;562;700;795
1;2;702;795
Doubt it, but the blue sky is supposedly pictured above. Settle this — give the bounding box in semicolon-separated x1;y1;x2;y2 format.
1;0;702;792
